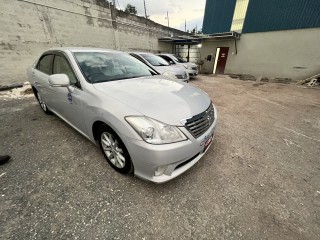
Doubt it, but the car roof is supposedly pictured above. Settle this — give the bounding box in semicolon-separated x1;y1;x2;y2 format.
45;47;123;53
158;53;174;56
129;52;157;55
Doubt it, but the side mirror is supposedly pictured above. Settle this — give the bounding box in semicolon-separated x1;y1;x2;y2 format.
49;74;70;87
169;61;174;65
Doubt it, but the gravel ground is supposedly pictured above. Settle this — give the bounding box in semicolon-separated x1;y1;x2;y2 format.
0;75;319;239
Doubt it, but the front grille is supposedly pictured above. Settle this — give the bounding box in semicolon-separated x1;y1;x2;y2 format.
192;67;197;70
184;104;215;138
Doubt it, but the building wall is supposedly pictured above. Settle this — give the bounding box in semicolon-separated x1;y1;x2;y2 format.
243;0;320;33
200;28;320;80
202;0;237;34
0;0;184;85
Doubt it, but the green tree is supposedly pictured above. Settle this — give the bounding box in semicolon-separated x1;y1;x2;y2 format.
124;4;137;15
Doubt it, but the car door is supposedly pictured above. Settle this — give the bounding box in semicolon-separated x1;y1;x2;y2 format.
51;52;85;132
33;54;54;104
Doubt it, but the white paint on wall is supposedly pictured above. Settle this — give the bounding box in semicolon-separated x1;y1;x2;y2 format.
213;48;220;74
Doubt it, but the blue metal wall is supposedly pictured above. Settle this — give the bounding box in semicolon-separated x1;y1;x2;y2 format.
202;0;237;34
242;0;320;33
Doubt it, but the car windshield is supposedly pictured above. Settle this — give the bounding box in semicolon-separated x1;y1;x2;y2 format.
74;52;156;83
172;55;187;63
141;54;170;66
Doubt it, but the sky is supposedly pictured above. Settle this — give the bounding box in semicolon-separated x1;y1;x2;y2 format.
115;0;207;32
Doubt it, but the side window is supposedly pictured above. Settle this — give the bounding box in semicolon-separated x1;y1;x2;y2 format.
53;55;78;86
36;55;53;75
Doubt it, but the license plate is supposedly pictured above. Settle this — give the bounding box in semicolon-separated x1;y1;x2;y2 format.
204;135;213;151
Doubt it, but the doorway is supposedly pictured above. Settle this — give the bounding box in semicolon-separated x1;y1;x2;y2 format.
213;47;229;74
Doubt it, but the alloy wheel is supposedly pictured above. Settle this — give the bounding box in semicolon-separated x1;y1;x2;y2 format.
101;132;126;169
37;92;47;112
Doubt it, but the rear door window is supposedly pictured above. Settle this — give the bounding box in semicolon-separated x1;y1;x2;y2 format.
36;54;53;75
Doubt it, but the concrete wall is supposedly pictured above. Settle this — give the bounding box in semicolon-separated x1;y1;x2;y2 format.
200;28;320;80
0;0;185;85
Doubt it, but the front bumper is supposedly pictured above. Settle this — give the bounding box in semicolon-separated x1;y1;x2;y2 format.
123;108;217;183
187;69;198;77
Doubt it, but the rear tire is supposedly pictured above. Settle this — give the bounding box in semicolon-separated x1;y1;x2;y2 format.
98;125;133;174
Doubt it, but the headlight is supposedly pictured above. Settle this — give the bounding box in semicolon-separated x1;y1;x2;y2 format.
125;116;187;144
163;71;178;79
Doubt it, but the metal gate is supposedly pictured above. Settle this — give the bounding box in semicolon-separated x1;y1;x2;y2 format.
174;44;201;64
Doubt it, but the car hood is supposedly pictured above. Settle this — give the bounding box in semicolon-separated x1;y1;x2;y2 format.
153;65;185;75
186;62;197;67
179;62;197;68
93;76;211;126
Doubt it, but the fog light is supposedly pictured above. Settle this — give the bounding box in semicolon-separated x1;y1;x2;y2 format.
154;165;168;176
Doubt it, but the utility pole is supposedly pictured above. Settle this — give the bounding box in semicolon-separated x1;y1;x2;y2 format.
165;11;169;28
143;0;148;18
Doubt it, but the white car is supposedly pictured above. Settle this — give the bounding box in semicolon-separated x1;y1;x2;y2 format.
27;48;217;183
129;52;189;82
158;53;198;77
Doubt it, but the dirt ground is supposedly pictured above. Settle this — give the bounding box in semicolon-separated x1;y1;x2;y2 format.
0;75;319;239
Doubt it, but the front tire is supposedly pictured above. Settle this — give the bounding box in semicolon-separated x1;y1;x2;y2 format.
34;89;51;114
98;125;133;174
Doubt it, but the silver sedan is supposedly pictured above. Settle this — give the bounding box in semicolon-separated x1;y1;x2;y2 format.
129;52;190;82
27;48;217;183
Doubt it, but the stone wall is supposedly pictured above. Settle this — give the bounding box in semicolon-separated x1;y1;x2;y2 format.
0;0;185;85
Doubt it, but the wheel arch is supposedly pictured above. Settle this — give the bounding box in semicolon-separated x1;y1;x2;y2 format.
92;120;134;173
32;86;39;99
92;120;107;142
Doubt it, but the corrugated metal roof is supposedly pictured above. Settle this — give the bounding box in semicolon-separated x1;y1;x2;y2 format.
202;0;237;34
242;0;320;33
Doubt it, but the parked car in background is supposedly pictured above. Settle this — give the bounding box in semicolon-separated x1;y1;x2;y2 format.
129;52;189;82
27;48;217;183
157;53;198;77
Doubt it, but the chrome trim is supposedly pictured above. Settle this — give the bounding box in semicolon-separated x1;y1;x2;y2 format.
181;103;215;138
